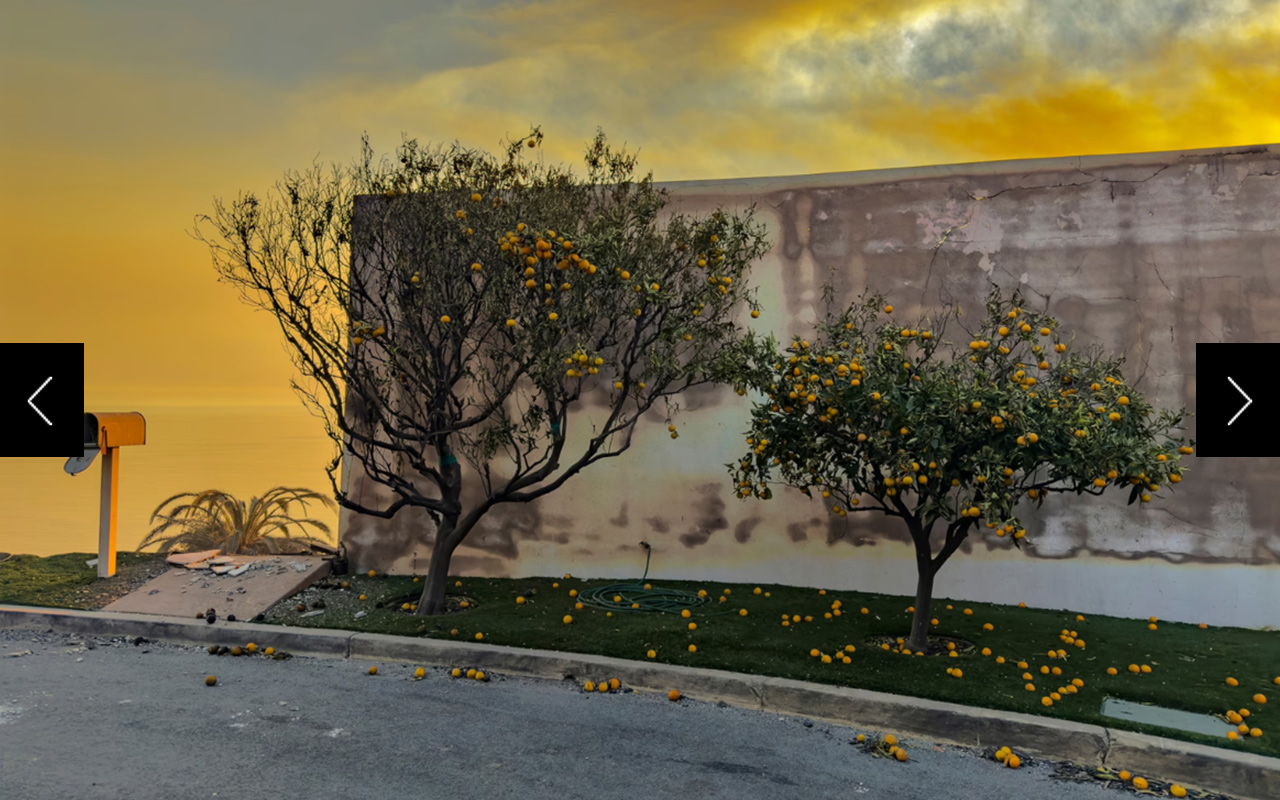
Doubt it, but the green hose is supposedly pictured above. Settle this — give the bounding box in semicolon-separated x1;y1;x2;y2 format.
574;543;743;618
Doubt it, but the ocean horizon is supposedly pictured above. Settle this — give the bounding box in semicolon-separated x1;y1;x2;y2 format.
1;403;342;559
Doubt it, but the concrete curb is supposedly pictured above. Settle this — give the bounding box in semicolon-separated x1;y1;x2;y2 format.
4;605;1276;800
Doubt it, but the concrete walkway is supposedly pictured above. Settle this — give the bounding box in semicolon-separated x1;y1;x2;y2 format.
1;604;1275;800
101;556;329;620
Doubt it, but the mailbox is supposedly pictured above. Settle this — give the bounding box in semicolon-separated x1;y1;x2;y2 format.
63;412;147;578
87;412;146;449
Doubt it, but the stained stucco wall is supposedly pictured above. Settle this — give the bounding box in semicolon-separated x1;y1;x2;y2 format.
340;143;1280;629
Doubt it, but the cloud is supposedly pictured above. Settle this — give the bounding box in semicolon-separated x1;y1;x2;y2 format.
2;0;1277;405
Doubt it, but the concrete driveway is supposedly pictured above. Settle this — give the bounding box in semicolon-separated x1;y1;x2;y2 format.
0;629;1150;800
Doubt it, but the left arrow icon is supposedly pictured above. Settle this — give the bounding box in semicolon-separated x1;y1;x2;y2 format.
28;376;53;426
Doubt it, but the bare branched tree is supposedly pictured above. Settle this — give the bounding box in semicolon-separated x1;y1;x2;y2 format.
191;127;774;614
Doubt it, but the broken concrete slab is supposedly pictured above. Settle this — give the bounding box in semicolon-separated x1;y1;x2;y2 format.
165;550;220;567
101;556;330;620
227;564;250;577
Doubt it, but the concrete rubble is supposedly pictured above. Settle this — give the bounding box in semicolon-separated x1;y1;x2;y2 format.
102;554;332;620
165;551;313;578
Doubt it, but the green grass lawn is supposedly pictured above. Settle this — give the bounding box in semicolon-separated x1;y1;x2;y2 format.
262;570;1280;759
0;552;167;608
4;553;1277;759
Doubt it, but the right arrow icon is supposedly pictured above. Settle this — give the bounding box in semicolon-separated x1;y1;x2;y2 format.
1228;376;1252;426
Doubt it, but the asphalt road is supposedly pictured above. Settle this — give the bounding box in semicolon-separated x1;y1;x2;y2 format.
1;629;1138;800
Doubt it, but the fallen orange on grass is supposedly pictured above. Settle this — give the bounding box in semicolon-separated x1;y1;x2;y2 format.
1254;693;1268;704
1227;677;1239;686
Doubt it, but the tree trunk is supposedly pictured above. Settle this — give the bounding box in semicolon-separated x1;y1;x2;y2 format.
414;517;460;616
907;562;935;653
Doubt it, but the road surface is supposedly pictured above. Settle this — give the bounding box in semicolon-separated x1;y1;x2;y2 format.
2;629;1143;800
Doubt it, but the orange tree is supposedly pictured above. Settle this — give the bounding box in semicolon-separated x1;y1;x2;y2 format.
193;127;772;615
729;285;1193;651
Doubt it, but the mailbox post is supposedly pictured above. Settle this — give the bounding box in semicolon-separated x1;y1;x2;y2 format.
65;412;146;578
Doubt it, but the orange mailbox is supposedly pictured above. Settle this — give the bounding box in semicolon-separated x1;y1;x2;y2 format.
65;412;147;578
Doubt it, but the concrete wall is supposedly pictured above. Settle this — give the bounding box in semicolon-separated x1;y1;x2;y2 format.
340;143;1280;629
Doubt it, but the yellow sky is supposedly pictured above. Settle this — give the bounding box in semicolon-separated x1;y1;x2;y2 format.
2;0;1278;405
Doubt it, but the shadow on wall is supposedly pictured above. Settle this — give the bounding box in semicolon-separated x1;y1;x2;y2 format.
340;145;1280;577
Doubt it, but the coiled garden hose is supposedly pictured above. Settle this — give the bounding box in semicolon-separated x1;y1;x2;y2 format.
574;542;743;618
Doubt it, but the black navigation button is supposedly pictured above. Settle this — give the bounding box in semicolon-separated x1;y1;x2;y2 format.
1195;343;1278;457
3;343;84;456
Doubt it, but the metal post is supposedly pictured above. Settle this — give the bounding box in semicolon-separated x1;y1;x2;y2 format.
98;446;118;578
